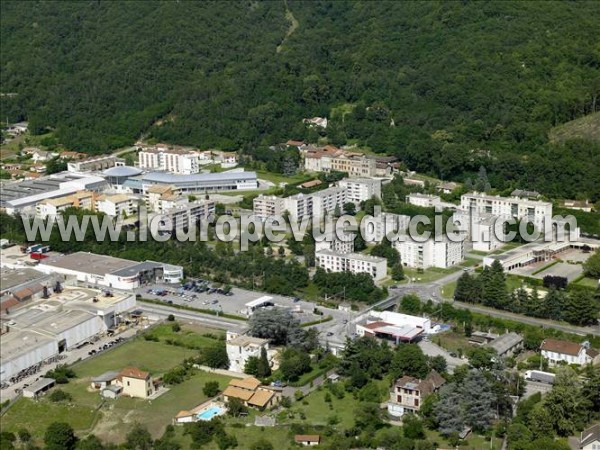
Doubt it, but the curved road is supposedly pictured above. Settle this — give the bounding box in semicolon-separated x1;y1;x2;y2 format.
369;270;600;337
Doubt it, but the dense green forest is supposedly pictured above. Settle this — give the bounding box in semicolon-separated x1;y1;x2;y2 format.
2;1;600;199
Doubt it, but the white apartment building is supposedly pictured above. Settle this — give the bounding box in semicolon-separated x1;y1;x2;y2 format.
311;186;347;218
151;200;215;231
95;194;138;217
226;331;270;373
67;155;123;173
371;213;410;243
339;178;382;204
138;147;200;174
452;210;504;253
253;195;285;220
315;231;355;254
36;191;96;218
316;249;388;280
460;192;552;229
396;237;464;269
406;193;442;208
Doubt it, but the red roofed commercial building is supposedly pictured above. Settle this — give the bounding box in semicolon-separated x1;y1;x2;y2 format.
356;311;431;344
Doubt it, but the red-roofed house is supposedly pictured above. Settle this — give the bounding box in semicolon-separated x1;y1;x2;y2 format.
541;339;587;366
117;367;155;398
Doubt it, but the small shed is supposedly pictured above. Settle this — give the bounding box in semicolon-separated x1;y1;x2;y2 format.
23;378;55;398
294;435;321;446
91;371;120;390
327;373;340;383
101;385;122;399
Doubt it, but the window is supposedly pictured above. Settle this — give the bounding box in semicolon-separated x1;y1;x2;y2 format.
414;398;419;407
127;381;130;386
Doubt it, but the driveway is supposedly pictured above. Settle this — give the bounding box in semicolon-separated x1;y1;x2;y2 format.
418;340;464;373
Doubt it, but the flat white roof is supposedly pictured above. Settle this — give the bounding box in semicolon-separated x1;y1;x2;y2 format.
245;296;274;308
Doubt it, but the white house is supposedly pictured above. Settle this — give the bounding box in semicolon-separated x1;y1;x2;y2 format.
406;193;442;208
226;331;270;373
540;339;589;366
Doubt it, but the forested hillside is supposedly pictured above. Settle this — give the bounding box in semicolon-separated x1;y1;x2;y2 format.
2;1;600;199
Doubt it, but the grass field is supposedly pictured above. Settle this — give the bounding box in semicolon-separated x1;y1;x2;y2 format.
255;170;312;186
71;339;192;378
549;110;600;143
402;266;458;284
144;322;224;349
574;276;599;289
431;331;473;356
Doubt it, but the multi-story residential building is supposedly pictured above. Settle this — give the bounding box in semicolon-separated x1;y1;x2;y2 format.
460;192;552;229
36;191;96;218
387;370;445;417
303;147;377;177
311;186;346;218
330;154;377;177
372;213;410;243
151;200;215;231
145;185;181;212
67;155;124;173
315;249;387;280
225;331;271;373
339;178;382;204
540;339;590;366
95;194;138;217
396;237;464;269
252;195;285;220
315;231;355;254
138;146;200;174
452;210;504;252
406;193;442;208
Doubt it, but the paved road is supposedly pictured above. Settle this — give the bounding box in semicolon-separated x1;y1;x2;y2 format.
367;270;600;338
139;303;247;333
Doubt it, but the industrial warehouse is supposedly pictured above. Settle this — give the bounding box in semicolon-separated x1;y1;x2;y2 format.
0;286;136;383
36;252;184;290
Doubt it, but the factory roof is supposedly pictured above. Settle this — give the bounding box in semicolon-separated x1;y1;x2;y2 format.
0;267;52;294
140;170;257;184
103;166;142;177
486;332;523;355
110;261;162;278
40;252;137;276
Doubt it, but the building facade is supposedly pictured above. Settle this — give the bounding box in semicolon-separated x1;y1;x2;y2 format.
395;237;464;269
339;178;382;204
388;371;445;417
225;331;270;373
315;249;387;280
138;146;201;174
460;192;552;229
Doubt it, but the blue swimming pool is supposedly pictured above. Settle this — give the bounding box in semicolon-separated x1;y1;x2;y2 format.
197;406;224;421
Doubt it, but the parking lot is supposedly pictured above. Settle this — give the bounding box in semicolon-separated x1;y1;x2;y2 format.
137;280;325;324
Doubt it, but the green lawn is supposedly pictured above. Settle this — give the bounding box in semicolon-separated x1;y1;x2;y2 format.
430;331;473;356
402;267;458;284
441;280;457;299
144;323;223;350
255;170;312;185
283;387;359;430
72;339;191;378
574;276;599;289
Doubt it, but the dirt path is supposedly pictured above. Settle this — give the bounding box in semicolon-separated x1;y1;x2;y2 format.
276;0;299;54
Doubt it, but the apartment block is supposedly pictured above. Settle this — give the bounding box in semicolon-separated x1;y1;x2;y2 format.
460;192;552;229
371;213;410;243
406;193;442;208
452;210;504;253
95;194;138;217
138;146;200;174
314;231;355;254
151;200;215;231
315;249;387;280
311;186;346;218
396;237;464;269
339;178;382;204
67;155;124;173
252;195;285;220
36;191;96;218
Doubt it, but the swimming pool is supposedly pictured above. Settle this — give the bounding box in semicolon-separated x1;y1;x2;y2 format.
197;406;224;421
